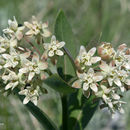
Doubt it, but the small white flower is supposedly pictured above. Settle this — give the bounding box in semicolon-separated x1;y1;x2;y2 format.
24;16;51;37
2;70;22;90
44;35;65;57
113;47;130;70
79;68;103;93
112;100;126;114
19;52;48;81
0;36;17;53
3;16;25;40
19;86;39;105
100;61;123;90
96;85;113;108
76;46;101;70
2;48;19;68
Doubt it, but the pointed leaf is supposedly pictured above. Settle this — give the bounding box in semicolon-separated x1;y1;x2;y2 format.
55;10;79;78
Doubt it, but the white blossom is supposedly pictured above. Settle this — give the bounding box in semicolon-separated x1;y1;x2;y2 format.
2;70;23;90
2;48;19;68
19;52;48;81
24;16;51;37
76;46;101;70
19;86;39;105
113;45;130;70
3;16;25;40
44;35;65;57
0;36;17;53
78;68;103;92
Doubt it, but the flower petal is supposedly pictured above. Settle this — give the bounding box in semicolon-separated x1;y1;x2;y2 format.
19;89;28;95
93;75;103;82
12;81;19;90
79;46;86;55
108;77;113;86
5;82;13;90
51;35;56;43
83;83;89;91
99;61;109;72
24;22;32;28
48;50;54;57
57;42;65;48
72;80;82;88
91;56;101;64
125;79;130;85
112;93;120;100
90;83;98;92
114;78;122;87
28;72;35;81
56;50;64;56
88;47;96;56
31;96;38;105
38;62;48;70
23;96;30;104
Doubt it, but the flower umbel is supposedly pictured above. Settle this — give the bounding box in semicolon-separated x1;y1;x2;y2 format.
0;16;130;118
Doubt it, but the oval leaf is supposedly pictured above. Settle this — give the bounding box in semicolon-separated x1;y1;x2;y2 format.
54;10;79;78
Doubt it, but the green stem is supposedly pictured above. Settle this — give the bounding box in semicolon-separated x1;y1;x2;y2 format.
63;47;77;76
61;95;68;130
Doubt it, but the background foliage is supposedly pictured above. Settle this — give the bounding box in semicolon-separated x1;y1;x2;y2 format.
0;0;130;130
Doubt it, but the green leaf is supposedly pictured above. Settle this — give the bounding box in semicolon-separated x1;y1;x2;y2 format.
43;74;76;94
13;88;58;130
54;10;79;78
68;89;99;130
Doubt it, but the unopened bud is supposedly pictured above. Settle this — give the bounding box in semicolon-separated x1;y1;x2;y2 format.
98;42;115;60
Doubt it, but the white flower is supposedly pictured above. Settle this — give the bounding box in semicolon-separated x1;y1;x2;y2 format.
79;68;103;92
96;85;113;108
100;61;123;90
0;36;17;53
76;46;101;70
110;100;126;114
24;16;51;37
19;52;48;81
2;70;21;90
44;35;65;57
19;86;39;105
113;46;130;70
3;16;25;40
2;48;19;68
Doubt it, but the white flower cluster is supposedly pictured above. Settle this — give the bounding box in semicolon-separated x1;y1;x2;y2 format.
0;16;65;105
73;43;130;115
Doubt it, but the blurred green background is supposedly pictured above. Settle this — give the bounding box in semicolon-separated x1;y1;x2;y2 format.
0;0;130;130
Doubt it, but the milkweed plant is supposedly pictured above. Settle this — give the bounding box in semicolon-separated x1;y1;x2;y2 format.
0;10;130;130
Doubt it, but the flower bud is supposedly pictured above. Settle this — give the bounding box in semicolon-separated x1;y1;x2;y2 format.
118;43;127;51
98;42;115;61
126;48;130;55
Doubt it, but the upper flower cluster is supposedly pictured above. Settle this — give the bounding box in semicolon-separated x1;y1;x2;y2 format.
0;16;65;105
0;16;130;117
73;43;130;115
